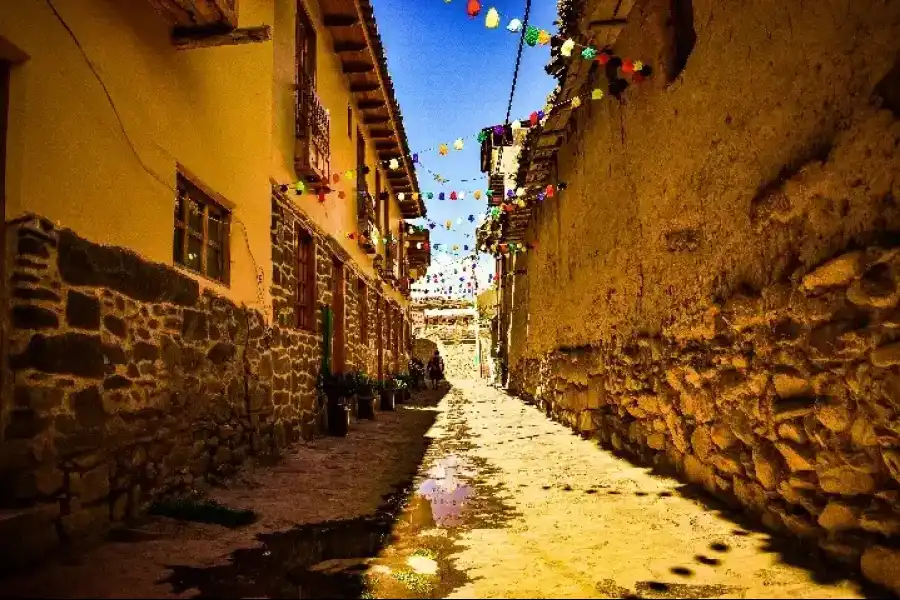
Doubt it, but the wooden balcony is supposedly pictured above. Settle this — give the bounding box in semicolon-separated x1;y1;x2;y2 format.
295;74;331;185
356;191;378;254
147;0;238;30
146;0;270;49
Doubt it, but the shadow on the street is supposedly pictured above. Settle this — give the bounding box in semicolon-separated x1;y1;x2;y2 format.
508;392;895;600
159;385;451;599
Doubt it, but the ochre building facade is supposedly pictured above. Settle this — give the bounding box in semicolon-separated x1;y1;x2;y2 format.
0;0;428;568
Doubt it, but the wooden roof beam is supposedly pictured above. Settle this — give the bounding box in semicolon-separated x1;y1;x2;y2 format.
323;13;359;27
342;61;375;74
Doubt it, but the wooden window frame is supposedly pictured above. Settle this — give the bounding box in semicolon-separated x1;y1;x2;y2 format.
294;222;316;331
174;167;232;285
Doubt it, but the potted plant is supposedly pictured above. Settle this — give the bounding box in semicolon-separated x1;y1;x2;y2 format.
354;372;377;420
378;377;396;411
320;371;350;437
394;375;410;404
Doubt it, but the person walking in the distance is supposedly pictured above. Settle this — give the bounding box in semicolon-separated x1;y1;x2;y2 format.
427;350;445;389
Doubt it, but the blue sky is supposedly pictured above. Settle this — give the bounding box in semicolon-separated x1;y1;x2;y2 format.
371;0;559;298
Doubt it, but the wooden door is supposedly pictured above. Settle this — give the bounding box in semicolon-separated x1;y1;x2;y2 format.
331;257;345;373
0;61;8;423
376;294;384;380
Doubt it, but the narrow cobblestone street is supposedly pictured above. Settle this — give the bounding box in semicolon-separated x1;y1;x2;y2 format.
4;363;888;598
363;376;884;599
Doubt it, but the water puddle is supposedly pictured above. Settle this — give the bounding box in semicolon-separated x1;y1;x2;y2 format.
161;393;516;599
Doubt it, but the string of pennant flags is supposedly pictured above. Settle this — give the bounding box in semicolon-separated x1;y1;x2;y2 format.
272;47;652;203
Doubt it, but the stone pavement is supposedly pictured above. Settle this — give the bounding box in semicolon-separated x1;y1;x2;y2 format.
0;376;890;598
367;378;887;599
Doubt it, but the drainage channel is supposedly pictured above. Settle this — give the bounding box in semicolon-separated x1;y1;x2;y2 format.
161;388;514;599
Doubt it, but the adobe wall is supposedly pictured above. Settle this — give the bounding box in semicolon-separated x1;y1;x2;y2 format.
507;0;900;591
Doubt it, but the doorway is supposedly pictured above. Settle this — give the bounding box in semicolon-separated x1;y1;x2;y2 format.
0;60;9;429
331;256;345;373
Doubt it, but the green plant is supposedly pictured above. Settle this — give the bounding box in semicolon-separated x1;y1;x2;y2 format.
382;377;398;391
354;372;375;397
149;495;257;528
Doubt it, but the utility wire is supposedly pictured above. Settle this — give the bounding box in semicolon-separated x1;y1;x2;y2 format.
44;0;266;306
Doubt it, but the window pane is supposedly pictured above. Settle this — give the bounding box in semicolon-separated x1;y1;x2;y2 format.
207;245;222;281
173;227;184;265
175;193;184;222
188;198;204;233
186;235;203;272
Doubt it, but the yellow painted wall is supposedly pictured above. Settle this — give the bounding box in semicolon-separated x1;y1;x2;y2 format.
272;0;408;308
1;0;276;313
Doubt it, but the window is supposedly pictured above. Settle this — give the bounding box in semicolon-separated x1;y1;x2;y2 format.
174;171;231;284
669;0;696;82
295;223;315;330
296;3;316;87
358;278;368;344
375;168;382;230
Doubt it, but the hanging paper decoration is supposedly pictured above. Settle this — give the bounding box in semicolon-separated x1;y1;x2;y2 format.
529;111;539;126
427;192;434;199
477;130;488;143
453;138;464;151
417;242;423;249
516;187;525;197
581;46;597;60
507;18;522;32
338;190;346;199
485;7;500;28
459;191;466;200
511;120;522;132
538;30;551;45
445;220;452;229
525;25;540;46
591;88;605;100
450;191;458;200
571;96;582;108
362;165;371;175
429;223;436;229
546;184;555;198
398;192;405;201
622;58;635;74
468;215;476;222
457;217;463;224
347;232;356;240
344;170;354;180
295;181;306;194
466;0;481;17
332;173;340;184
439;192;445;200
413;192;420;201
318;190;327;203
439;144;449;156
389;158;400;170
560;39;575;57
558;181;568;190
453;245;460;251
474;190;482;200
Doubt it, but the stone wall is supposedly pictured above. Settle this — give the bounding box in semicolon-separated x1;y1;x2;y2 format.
500;0;900;591
1;215;279;570
512;246;900;590
0;198;411;569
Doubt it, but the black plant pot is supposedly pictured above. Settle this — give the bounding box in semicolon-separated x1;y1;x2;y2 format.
327;397;350;436
395;388;409;404
357;393;376;420
379;389;395;411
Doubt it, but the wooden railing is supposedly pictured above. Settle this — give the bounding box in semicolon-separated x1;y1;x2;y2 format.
294;73;330;183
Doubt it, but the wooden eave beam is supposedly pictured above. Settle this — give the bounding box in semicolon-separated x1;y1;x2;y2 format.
333;40;368;53
323;14;360;27
350;82;380;93
342;61;375;74
172;25;272;50
358;99;386;110
364;115;390;125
